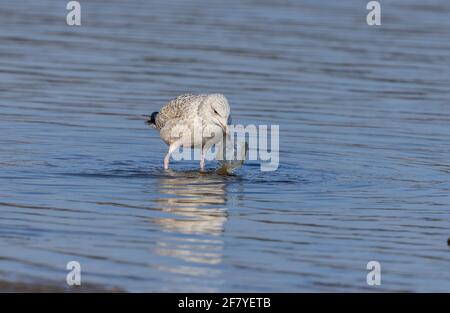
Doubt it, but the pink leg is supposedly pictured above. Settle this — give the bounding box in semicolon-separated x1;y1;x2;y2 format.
164;142;180;170
200;147;207;171
200;157;205;171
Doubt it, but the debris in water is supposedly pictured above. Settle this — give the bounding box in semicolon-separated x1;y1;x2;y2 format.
215;134;248;175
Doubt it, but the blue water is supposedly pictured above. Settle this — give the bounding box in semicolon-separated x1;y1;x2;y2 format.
0;0;449;291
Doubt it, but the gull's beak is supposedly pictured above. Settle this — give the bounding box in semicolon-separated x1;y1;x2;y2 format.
218;120;229;135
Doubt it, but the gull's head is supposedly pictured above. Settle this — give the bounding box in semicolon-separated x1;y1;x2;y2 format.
202;94;230;135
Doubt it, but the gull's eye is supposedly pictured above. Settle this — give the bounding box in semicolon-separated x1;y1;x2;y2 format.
213;109;219;115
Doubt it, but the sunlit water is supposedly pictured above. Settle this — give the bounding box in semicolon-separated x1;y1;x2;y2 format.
1;0;449;292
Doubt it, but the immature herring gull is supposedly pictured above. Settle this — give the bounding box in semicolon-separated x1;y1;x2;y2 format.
145;93;230;170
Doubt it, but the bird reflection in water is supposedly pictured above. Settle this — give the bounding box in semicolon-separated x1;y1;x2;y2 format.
152;171;228;269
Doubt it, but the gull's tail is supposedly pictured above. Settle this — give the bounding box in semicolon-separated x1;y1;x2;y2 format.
143;112;158;128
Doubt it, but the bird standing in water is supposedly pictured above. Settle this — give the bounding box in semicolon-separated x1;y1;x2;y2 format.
145;94;230;171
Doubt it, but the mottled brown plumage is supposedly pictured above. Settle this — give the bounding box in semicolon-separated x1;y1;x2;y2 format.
154;94;199;130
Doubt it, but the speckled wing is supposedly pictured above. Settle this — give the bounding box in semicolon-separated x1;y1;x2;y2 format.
155;94;202;130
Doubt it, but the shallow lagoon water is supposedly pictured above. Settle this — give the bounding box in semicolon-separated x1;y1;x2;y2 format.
0;0;449;291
